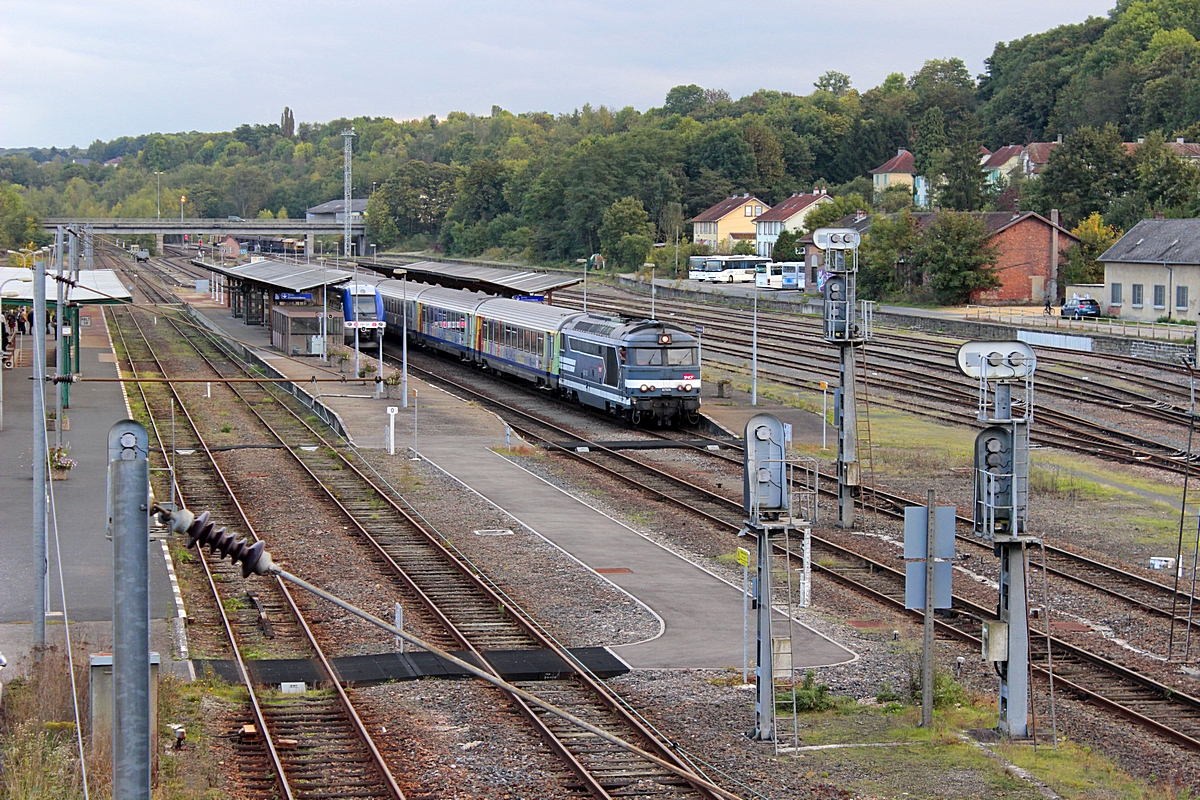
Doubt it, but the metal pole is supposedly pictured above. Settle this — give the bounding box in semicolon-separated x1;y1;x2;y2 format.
109;421;151;800
838;345;857;528
922;488;936;728
752;523;774;740
377;332;383;398
412;388;418;457
751;287;758;406
583;259;588;313
321;283;327;363
401;278;408;409
822;384;828;450
650;267;655;319
742;555;748;684
56;232;65;446
343;127;355;258
32;252;48;650
353;263;360;378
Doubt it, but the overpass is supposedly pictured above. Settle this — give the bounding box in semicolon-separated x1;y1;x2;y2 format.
43;218;367;255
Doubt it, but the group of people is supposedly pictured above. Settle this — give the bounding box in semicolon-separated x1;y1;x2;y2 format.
1;307;57;357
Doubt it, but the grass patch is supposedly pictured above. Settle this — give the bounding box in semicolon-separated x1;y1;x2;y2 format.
491;444;541;457
218;423;233;434
220;596;247;613
1029;466;1119;500
1000;740;1195;799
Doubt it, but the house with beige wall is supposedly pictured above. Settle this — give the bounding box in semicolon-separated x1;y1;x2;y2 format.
690;194;769;252
754;191;832;256
1100;219;1200;322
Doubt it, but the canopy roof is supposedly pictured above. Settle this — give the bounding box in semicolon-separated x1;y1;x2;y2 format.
0;267;133;306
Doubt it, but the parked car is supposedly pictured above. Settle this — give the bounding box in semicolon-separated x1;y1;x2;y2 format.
1061;298;1102;319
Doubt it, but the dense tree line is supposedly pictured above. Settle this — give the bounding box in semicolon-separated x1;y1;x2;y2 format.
3;0;1200;275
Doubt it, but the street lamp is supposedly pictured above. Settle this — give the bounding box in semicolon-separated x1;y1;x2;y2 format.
393;269;408;408
154;172;164;219
0;274;34;431
751;284;758;406
371;243;377;264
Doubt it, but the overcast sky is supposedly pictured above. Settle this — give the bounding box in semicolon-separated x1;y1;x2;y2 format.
1;1;1116;149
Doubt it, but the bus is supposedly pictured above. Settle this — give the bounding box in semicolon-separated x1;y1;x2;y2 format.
756;262;784;289
779;262;806;291
690;255;770;283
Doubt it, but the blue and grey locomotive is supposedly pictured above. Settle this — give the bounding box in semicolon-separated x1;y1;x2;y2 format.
372;278;701;425
340;282;385;343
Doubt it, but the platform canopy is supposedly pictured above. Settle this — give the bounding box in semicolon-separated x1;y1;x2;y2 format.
374;260;581;297
198;258;355;292
0;267;133;306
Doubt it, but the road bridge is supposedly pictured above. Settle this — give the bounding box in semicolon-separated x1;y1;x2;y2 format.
43;218;367;255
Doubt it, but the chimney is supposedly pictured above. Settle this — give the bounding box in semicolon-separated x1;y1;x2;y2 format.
854;209;867;222
1056;134;1063;144
1156;211;1166;219
898;148;905;157
1179;137;1186;144
1138;137;1145;144
1050;209;1059;226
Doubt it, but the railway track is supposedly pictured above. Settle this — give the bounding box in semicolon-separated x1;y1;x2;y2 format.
559;290;1200;474
109;255;733;799
391;346;1200;753
106;299;404;800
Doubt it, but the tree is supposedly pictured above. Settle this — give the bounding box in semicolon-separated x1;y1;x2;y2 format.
912;107;948;181
373;160;465;239
907;58;976;120
910;212;999;304
1061;212;1121;285
732;239;757;255
1032;124;1133;227
599;196;654;270
803;193;869;233
861;210;919;299
452;159;509;224
280;107;295;138
1133;130;1200;213
772;228;805;261
939;115;987;211
664;85;706;116
814;71;852;97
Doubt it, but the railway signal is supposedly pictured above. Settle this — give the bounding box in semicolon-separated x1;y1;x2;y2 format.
814;227;871;528
957;340;1038;739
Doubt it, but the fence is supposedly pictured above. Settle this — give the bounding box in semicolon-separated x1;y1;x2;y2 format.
964;306;1197;342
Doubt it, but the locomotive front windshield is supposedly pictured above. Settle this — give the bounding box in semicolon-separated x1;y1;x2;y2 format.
630;347;696;366
354;294;378;317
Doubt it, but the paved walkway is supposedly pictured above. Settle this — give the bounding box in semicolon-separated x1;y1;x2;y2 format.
184;294;855;671
0;307;176;674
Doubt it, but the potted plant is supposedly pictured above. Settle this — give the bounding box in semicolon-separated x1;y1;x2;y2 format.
383;371;401;398
47;445;76;480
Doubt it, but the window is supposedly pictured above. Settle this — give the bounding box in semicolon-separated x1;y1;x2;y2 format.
1111;283;1122;304
1154;284;1166;308
754;205;763;215
667;348;695;366
1132;284;1143;306
1178;285;1189;311
632;348;664;366
744;206;753;216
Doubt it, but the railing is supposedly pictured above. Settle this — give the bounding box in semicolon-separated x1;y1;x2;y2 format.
965;305;1197;341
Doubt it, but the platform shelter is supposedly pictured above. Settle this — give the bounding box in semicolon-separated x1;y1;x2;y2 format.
360;260;580;301
192;258;353;336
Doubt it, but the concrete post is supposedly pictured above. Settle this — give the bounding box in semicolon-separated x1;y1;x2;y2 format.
154;233;164;254
922;488;936;728
32;252;48;649
306;232;315;258
108;420;151;800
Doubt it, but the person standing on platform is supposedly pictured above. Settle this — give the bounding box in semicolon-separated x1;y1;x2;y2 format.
17;307;27;335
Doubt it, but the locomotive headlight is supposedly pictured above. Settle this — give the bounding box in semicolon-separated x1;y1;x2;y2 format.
683;383;692;392
649;385;657;392
641;384;650;393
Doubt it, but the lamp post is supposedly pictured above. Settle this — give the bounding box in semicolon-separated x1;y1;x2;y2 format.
371;243;377;264
352;260;360;378
0;275;34;431
154;172;163;219
751;284;758;406
394;269;408;408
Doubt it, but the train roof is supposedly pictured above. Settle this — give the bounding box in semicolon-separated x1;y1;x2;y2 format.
562;315;694;342
476;297;583;330
376;278;492;314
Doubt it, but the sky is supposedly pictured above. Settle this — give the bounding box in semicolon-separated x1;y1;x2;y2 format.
0;0;1117;149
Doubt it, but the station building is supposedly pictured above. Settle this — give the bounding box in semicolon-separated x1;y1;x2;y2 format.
1100;218;1200;322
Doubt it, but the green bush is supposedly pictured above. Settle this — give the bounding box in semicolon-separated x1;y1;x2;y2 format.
776;670;838;713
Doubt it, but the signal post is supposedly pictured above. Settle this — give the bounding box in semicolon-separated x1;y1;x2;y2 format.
957;341;1037;738
816;228;870;528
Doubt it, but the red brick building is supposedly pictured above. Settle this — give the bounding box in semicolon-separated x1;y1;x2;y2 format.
901;212;1078;304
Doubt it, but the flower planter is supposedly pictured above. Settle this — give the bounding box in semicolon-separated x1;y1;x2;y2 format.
49;468;70;482
45;417;69;431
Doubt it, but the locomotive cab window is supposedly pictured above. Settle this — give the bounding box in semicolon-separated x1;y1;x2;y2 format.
632;348;663;366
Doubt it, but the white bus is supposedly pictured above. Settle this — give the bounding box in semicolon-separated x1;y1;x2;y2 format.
690;255;769;283
779;262;806;291
756;262;784;289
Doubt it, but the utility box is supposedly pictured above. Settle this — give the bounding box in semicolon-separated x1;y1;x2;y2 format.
981;622;1008;662
90;653;159;765
771;637;793;679
195;279;209;294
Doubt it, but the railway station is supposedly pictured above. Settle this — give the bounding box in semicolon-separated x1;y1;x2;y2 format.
6;241;1200;799
359;257;583;300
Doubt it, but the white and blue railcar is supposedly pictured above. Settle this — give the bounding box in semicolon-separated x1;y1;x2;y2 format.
340;281;385;343
373;279;701;424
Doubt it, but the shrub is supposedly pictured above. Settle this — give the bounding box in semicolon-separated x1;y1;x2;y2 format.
776;670;838;713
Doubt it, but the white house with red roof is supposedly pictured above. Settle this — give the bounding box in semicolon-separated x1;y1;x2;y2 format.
753;191;833;257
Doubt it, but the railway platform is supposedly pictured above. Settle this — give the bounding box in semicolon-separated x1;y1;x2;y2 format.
179;288;855;672
0;308;180;676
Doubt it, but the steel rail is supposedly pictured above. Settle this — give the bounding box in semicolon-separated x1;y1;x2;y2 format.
108;299;406;800
159;303;725;799
395;351;1200;753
